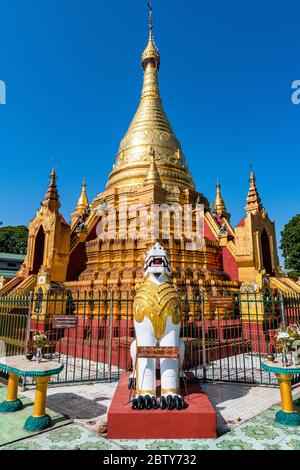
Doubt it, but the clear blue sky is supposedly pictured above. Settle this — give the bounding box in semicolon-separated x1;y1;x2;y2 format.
0;0;299;264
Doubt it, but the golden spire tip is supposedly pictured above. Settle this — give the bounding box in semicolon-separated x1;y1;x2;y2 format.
245;168;263;213
42;166;60;212
75;177;89;212
214;180;227;217
142;0;160;69
148;0;153;31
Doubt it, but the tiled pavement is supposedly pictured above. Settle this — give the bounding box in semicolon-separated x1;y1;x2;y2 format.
0;387;71;446
1;397;300;450
20;381;118;433
0;384;300;450
203;381;285;434
20;379;296;434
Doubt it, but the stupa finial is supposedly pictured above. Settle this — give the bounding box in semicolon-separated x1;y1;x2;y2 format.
75;178;89;213
42;164;61;212
142;0;160;70
148;0;153;32
214;180;227;217
245;168;263;214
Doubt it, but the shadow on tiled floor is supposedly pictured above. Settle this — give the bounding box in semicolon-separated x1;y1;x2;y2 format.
46;393;107;419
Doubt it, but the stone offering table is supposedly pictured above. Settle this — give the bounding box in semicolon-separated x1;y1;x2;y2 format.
0;355;63;431
261;358;300;426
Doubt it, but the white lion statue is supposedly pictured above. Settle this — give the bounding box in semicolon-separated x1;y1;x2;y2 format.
130;242;185;410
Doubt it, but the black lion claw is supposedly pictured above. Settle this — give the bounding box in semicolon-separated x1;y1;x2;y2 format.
145;395;153;410
152;396;158;409
137;395;145;410
133;394;186;411
131;398;138;410
166;395;175;410
174;395;183;410
161;395;186;410
160;395;168;410
132;395;159;410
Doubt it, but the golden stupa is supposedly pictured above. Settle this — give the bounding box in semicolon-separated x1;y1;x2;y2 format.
107;27;194;192
3;5;299;300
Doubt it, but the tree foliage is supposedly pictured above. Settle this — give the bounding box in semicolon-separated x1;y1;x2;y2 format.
0;225;28;255
280;214;300;279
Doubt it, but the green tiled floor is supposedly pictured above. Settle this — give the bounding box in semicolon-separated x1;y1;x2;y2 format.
0;425;122;451
1;385;300;451
0;386;71;447
1;408;300;451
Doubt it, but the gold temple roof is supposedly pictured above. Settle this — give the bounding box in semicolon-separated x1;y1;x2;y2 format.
106;21;195;191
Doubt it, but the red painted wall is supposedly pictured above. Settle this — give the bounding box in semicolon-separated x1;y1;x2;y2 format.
204;216;239;281
222;246;239;281
67;242;86;281
204;219;217;242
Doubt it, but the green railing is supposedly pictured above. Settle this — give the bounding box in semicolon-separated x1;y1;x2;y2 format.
0;289;299;386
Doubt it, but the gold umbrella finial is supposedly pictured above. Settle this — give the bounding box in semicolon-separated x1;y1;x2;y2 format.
42;164;61;212
142;0;160;70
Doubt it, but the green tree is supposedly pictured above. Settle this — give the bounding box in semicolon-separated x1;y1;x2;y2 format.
0;225;28;255
280;214;300;280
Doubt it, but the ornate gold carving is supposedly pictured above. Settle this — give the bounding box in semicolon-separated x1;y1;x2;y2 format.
133;273;181;340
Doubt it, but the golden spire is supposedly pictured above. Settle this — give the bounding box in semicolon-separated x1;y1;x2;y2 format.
144;147;162;186
75;178;89;213
42;166;61;212
214;180;227;217
106;2;194;191
142;1;160;71
245;170;263;214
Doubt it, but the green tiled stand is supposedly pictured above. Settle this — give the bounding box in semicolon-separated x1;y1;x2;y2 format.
261;360;300;426
0;355;63;431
